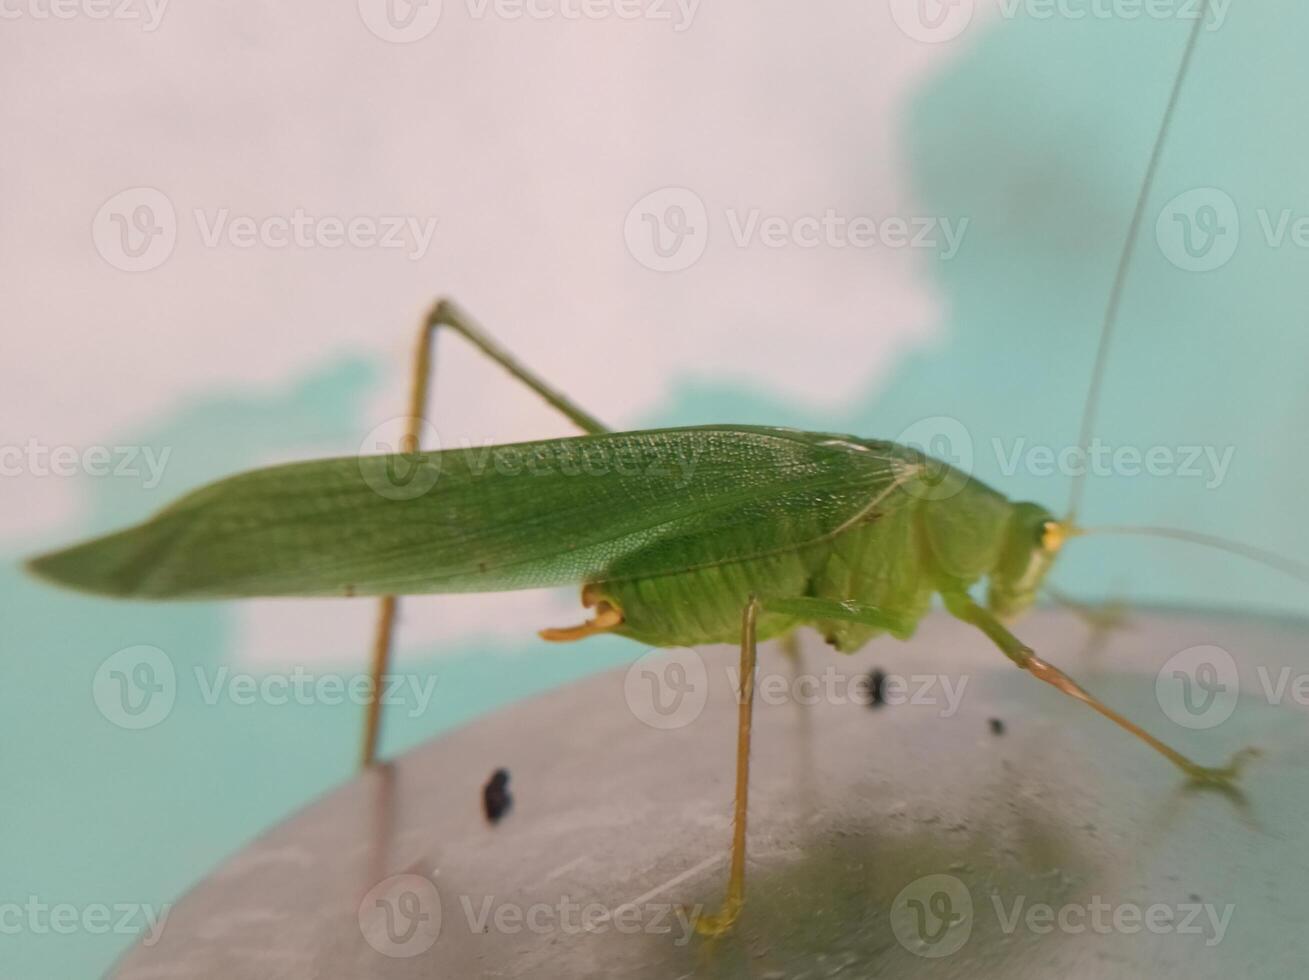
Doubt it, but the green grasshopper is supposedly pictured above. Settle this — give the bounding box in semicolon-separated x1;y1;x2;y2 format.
25;4;1302;935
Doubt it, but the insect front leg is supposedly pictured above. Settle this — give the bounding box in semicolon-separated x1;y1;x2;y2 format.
942;591;1258;792
361;298;610;767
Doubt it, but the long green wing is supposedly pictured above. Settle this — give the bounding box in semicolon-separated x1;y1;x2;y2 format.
26;426;918;599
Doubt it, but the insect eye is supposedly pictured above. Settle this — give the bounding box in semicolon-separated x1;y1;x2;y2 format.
1038;520;1065;552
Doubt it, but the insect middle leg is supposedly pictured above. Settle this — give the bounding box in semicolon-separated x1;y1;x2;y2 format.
942;590;1257;789
361;298;610;767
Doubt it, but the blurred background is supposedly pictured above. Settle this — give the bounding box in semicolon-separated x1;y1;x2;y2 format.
3;1;1306;975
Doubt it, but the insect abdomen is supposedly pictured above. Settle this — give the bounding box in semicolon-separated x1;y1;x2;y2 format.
599;545;813;647
596;498;936;651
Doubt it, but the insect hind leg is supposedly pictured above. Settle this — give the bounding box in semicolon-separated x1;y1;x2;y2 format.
360;298;610;767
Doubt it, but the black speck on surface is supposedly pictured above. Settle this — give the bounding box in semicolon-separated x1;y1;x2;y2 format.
865;669;887;709
988;717;1005;735
483;768;512;823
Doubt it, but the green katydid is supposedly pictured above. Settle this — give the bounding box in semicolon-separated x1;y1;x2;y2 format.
25;3;1308;935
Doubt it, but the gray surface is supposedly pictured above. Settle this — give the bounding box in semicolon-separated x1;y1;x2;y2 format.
112;609;1309;978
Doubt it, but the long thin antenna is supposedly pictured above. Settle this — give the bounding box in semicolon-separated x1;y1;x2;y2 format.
1066;3;1210;521
1078;524;1309;587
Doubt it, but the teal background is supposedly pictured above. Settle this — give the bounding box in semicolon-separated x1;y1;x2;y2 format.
5;8;1307;977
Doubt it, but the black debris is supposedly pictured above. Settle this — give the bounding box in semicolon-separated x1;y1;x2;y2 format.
865;669;887;709
483;768;512;823
988;717;1005;736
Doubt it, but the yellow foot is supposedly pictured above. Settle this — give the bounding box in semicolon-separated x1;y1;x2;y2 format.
693;896;743;938
538;600;623;642
1182;747;1260;790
